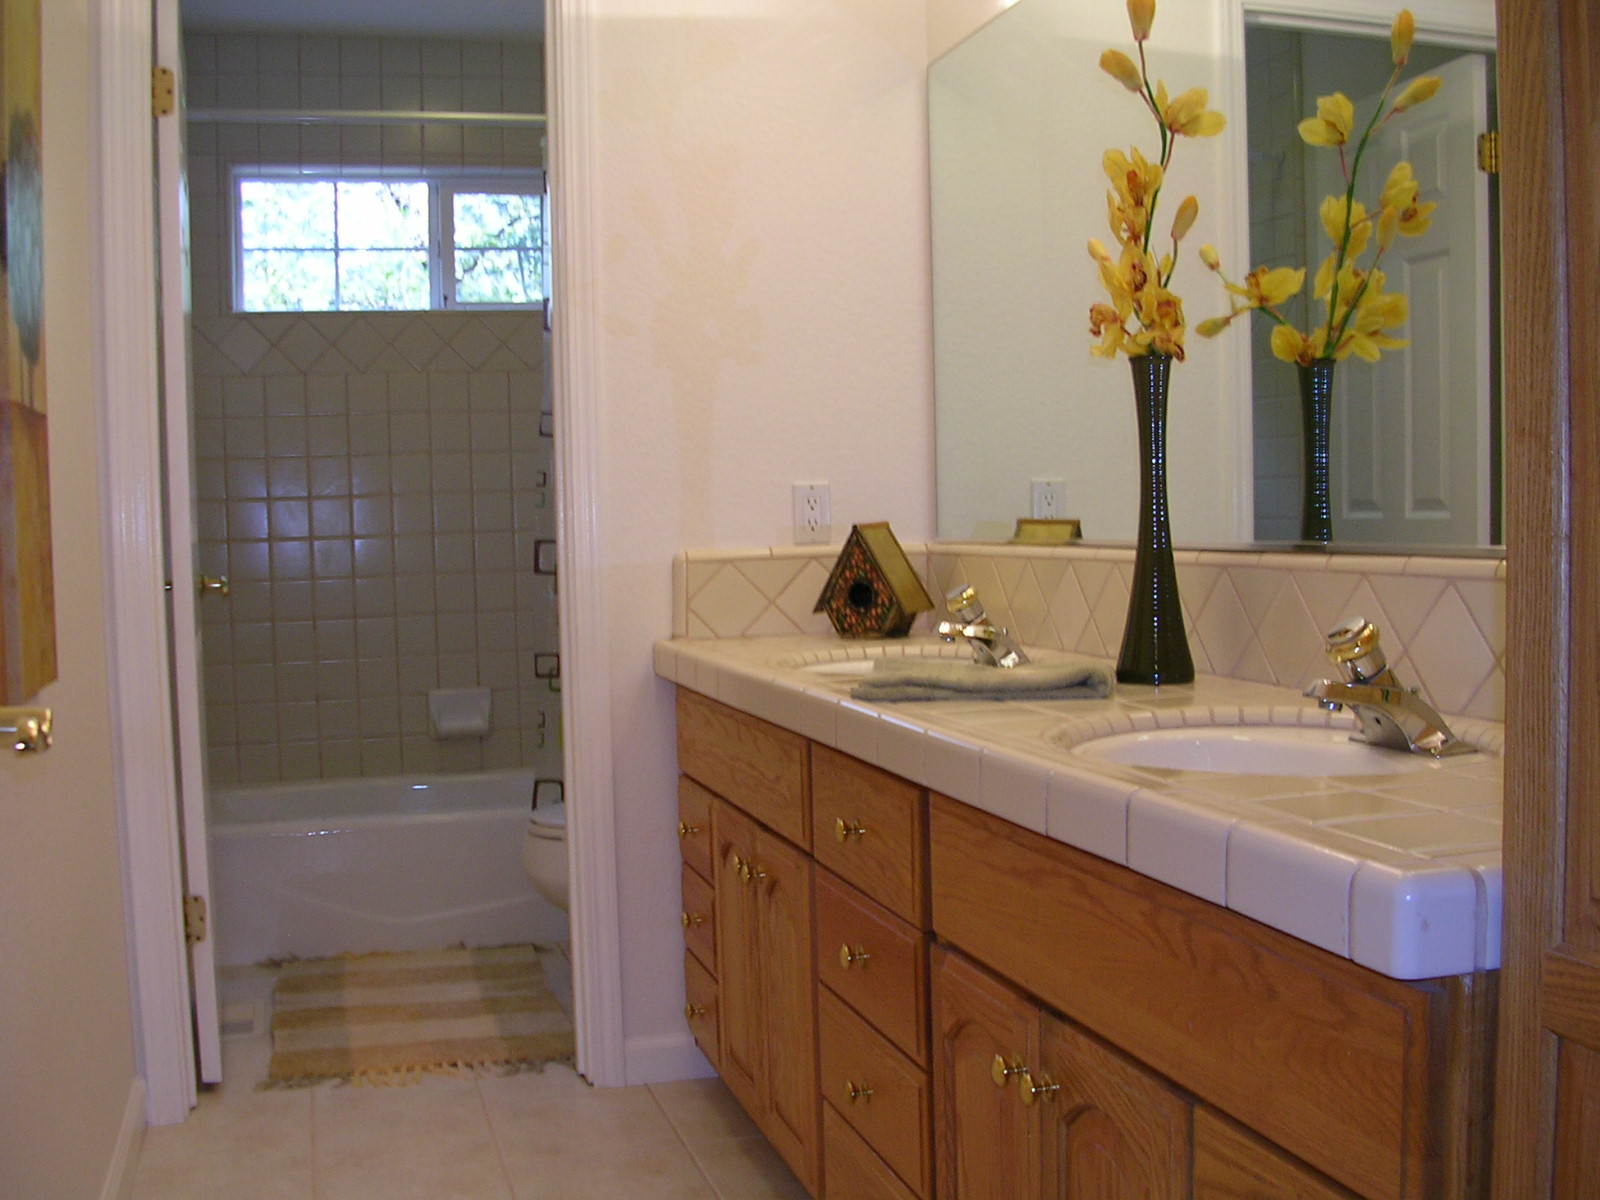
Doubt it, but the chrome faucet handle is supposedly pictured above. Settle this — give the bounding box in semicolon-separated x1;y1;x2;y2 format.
945;585;985;623
936;584;1029;668
1322;616;1389;683
1308;616;1472;757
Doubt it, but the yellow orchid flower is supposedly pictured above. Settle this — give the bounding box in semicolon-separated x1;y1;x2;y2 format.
1382;161;1418;211
1199;243;1220;270
1298;92;1355;147
1127;0;1155;43
1391;10;1415;66
1195;314;1236;338
1393;75;1442;112
1270;323;1309;364
1320;194;1371;259
1226;265;1305;309
1100;49;1143;92
1164;88;1226;138
1171;195;1199;241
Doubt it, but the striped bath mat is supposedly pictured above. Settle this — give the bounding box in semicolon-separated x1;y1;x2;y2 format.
266;944;574;1087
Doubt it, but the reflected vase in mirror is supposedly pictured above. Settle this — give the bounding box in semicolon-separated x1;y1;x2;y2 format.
1298;359;1335;544
1119;354;1195;686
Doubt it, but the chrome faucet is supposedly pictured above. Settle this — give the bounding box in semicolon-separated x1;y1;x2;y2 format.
1304;617;1471;757
935;585;1030;668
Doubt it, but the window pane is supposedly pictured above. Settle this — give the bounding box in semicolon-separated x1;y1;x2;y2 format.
455;249;541;305
240;181;335;249
453;192;541;250
241;250;336;310
336;181;429;251
338;250;430;310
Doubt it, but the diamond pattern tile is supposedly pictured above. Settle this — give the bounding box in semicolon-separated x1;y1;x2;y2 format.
1404;586;1498;715
692;565;770;638
734;558;807;602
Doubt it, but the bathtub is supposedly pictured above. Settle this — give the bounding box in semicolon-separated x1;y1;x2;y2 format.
208;769;568;967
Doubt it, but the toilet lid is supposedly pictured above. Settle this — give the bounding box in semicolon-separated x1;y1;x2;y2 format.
530;801;567;830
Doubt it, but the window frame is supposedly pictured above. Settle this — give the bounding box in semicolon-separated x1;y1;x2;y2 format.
230;165;548;314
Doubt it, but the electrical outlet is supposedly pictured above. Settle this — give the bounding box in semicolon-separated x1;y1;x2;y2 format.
793;482;831;545
1031;479;1067;520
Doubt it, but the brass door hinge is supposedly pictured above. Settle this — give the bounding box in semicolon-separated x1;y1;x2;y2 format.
153;66;176;118
1477;130;1500;175
184;894;208;945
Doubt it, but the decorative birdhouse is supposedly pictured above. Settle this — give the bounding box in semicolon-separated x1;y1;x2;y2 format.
814;522;934;639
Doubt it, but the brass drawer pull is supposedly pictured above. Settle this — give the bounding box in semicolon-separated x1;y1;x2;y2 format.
685;1002;707;1020
991;1054;1026;1088
844;1080;874;1103
838;943;872;969
732;854;749;881
1018;1070;1059;1105
681;911;706;929
678;820;701;838
0;707;51;754
835;817;868;843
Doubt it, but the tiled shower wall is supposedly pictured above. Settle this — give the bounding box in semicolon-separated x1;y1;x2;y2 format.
183;29;558;787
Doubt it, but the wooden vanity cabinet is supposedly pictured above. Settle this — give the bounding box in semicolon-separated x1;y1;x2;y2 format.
676;687;1494;1200
933;944;1191;1200
676;692;821;1194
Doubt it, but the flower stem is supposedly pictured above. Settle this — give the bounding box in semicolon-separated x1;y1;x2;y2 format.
1321;66;1401;353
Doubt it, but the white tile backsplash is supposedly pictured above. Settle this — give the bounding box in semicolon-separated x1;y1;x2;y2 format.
678;542;1505;723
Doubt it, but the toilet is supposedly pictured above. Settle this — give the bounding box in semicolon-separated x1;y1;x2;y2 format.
522;801;568;912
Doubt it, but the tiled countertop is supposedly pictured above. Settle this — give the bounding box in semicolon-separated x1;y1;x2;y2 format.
654;635;1504;981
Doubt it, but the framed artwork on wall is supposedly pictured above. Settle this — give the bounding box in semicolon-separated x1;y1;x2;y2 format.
0;0;55;704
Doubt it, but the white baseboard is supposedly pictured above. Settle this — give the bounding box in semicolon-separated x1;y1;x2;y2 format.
101;1079;147;1200
622;1032;716;1086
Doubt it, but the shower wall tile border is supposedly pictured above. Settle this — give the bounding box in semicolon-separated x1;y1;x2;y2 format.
674;543;1506;723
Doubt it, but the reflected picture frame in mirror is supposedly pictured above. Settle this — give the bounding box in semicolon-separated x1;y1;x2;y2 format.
928;0;1500;553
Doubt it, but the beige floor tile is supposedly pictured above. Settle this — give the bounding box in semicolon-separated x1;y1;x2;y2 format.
482;1066;719;1200
312;1076;513;1200
648;1077;761;1147
131;1088;313;1200
686;1134;811;1200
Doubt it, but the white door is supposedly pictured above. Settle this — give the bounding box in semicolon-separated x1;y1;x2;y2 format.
1318;53;1493;546
155;0;222;1084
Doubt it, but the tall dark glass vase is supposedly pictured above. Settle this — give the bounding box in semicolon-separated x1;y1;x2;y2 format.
1298;358;1335;544
1117;353;1194;686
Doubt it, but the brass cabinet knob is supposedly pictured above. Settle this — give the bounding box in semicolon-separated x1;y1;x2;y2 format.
678;820;701;838
844;1080;874;1103
838;944;872;970
835;817;868;843
1018;1070;1060;1105
681;911;706;929
198;574;231;598
685;1003;707;1020
732;854;748;881
990;1054;1026;1089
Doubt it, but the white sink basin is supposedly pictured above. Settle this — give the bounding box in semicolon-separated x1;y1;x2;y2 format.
799;659;881;677
1068;725;1445;777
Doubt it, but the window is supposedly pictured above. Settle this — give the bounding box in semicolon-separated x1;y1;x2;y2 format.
234;171;547;313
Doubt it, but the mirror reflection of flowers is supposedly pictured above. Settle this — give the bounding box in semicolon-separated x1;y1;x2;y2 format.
1196;10;1442;364
1089;0;1226;362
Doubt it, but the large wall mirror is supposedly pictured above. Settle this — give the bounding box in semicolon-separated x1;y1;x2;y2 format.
930;0;1499;551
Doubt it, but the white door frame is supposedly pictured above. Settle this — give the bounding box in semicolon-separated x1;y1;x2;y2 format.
104;0;631;1119
95;0;197;1125
548;0;626;1086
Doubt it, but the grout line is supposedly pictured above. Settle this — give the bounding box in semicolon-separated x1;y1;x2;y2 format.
475;1077;521;1200
643;1083;729;1199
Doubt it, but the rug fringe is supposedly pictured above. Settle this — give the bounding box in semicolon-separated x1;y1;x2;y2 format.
257;1054;576;1091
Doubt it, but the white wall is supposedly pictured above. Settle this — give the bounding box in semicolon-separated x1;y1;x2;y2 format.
0;0;143;1194
577;0;936;1081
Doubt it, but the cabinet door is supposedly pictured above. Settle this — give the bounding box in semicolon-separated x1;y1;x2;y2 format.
1194;1107;1359;1200
714;800;765;1117
754;824;820;1192
933;945;1041;1200
1037;1014;1190;1200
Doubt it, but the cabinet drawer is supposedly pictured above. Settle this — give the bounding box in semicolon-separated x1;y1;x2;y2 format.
684;950;718;1071
681;862;715;970
816;868;927;1065
677;776;716;880
1194;1106;1360;1200
819;989;931;1198
930;795;1438;1200
824;1104;921;1200
678;689;810;847
812;743;925;924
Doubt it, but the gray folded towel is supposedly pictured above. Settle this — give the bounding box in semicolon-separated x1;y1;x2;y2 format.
849;657;1114;702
